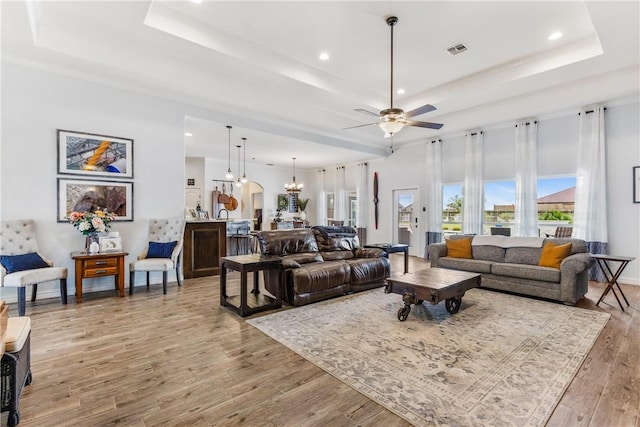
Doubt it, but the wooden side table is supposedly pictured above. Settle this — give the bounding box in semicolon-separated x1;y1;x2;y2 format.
365;243;409;273
70;251;128;303
220;254;283;317
592;254;634;311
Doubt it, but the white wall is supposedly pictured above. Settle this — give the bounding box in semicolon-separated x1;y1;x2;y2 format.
1;63;186;302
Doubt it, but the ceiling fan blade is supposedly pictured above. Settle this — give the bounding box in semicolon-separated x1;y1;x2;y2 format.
405;104;437;118
355;108;380;117
341;122;378;130
406;120;444;130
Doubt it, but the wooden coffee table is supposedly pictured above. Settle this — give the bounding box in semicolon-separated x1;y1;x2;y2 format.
385;268;481;321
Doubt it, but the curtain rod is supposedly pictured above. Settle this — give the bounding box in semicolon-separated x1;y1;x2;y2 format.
467;131;483;136
580;107;607;115
429;139;442;143
515;121;538;127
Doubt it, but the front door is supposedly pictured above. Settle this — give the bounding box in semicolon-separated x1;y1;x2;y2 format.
393;188;422;257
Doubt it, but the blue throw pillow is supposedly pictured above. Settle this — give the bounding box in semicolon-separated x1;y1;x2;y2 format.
146;241;178;258
0;252;49;274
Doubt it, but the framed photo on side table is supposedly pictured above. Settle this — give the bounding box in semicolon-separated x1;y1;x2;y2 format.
58;129;134;179
99;236;122;252
634;166;640;203
57;178;134;222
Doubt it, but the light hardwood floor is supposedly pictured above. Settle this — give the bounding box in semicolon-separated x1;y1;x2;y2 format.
2;254;639;426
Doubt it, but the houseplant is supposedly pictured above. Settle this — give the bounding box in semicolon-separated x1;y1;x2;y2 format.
68;210;117;250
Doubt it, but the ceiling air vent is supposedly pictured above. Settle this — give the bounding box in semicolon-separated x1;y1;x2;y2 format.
447;43;468;55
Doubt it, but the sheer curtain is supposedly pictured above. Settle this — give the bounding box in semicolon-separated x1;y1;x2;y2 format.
574;106;608;280
514;121;539;236
316;168;326;226
463;132;484;235
425;140;443;257
334;166;346;223
356;162;368;243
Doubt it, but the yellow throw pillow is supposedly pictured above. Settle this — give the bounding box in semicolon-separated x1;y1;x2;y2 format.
538;242;572;269
446;237;473;259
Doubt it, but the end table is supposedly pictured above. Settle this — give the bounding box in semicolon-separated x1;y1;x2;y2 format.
220;254;283;317
70;251;128;303
364;243;409;273
591;254;634;311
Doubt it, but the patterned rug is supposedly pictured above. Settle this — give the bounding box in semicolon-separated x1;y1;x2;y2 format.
248;288;610;426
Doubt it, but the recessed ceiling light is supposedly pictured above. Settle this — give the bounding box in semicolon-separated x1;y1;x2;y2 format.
548;32;563;41
397;88;405;95
184;132;193;137
319;52;330;61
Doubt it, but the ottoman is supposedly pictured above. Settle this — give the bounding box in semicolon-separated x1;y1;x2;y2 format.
1;316;32;427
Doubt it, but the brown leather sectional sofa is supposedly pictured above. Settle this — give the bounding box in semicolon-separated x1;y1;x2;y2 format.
256;226;390;306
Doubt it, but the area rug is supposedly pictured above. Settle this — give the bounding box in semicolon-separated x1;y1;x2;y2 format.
247;288;610;426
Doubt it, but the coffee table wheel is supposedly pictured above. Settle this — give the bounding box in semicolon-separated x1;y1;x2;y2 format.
397;305;411;321
445;297;462;314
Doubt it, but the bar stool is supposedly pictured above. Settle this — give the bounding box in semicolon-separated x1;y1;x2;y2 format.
1;316;32;427
229;223;253;255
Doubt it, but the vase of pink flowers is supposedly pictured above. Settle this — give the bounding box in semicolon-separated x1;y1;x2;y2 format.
68;210;117;250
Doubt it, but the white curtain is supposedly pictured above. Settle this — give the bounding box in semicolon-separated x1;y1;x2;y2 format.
425;140;443;256
316;168;326;225
356;163;368;227
574;107;608;279
462;132;484;235
335;166;346;222
514;121;539;236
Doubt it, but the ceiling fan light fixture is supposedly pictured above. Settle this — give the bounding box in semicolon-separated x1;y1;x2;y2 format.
379;119;405;135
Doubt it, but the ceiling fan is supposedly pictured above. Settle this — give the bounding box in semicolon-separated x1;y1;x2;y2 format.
344;16;443;138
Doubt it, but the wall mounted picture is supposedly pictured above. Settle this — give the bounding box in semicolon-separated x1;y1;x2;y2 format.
58;129;134;179
288;193;299;213
634;166;640;203
277;193;289;211
57;178;134;222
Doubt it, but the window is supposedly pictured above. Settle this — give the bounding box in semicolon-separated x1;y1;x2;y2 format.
326;192;335;222
347;191;357;226
537;176;576;236
442;184;462;235
484;180;516;235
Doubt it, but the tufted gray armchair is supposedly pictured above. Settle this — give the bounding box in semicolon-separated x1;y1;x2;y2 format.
129;218;185;295
0;220;68;315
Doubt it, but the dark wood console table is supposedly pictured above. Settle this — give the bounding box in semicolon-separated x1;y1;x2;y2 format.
70;251;128;303
220;254;283;317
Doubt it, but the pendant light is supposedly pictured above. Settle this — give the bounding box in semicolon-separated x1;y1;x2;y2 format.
240;137;248;184
235;145;242;187
285;157;304;193
224;125;233;180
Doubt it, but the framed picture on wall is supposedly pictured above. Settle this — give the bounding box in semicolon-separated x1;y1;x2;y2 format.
277;193;289;211
634;166;640;203
57;178;134;222
288;193;299;213
57;129;134;179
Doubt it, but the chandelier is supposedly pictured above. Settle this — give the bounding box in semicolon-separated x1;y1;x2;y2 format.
285;157;303;194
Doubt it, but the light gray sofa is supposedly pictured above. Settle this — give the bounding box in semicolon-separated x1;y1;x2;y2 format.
427;235;594;305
